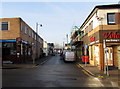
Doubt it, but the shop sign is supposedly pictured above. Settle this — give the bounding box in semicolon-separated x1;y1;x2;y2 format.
104;31;120;39
90;36;95;42
105;39;120;42
89;40;99;45
16;37;22;41
16;37;22;45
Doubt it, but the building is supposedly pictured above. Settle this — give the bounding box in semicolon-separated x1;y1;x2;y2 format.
71;4;120;70
47;43;54;55
70;26;83;61
43;41;49;56
0;17;43;63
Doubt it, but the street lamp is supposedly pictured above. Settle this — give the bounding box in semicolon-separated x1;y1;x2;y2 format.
97;15;109;76
35;22;42;64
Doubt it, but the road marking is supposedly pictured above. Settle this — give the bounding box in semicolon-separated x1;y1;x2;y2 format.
40;59;49;65
76;64;92;77
97;75;104;78
82;70;93;77
76;64;81;68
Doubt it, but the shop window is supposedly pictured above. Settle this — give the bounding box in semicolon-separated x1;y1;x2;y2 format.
0;22;8;30
107;13;115;25
89;46;94;60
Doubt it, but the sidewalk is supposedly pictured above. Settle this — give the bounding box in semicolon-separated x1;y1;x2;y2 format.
2;56;51;69
77;62;120;87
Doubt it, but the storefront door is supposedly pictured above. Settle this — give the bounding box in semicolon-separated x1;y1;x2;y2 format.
94;46;99;66
106;47;113;66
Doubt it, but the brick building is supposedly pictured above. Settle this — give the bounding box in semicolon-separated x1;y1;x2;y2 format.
71;4;120;70
0;17;43;63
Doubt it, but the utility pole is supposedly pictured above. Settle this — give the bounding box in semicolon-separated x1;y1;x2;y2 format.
66;34;68;49
66;34;68;44
103;40;109;76
63;41;64;50
34;22;42;64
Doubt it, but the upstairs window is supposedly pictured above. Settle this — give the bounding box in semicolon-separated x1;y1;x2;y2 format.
32;31;34;38
29;29;31;36
20;23;22;31
107;13;115;25
25;27;27;34
1;22;8;30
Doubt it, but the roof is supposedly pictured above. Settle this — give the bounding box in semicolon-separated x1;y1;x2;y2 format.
80;4;120;29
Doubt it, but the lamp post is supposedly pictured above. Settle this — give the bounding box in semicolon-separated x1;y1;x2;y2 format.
97;15;109;76
35;22;42;64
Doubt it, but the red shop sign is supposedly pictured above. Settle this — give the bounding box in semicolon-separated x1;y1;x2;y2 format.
104;31;120;39
90;36;95;42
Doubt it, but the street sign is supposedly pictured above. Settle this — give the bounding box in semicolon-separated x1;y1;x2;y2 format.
16;37;22;45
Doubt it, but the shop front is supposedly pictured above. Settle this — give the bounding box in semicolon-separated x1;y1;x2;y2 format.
101;30;120;68
1;38;32;63
88;31;101;67
88;30;120;70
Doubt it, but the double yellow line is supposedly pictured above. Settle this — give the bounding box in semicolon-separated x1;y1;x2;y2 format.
76;64;93;77
76;63;104;78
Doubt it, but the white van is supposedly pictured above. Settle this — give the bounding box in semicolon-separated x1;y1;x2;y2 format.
64;51;75;62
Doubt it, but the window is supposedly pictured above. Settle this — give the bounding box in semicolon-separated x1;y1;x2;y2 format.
35;34;36;40
21;23;22;31
1;22;8;30
25;27;27;34
32;31;34;38
90;21;93;32
29;29;31;36
107;13;115;25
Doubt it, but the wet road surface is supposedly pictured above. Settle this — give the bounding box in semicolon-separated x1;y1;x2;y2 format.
2;54;116;88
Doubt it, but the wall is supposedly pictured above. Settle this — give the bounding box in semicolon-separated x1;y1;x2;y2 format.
0;18;20;40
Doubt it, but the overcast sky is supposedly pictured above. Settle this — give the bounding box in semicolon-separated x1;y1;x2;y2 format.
1;1;119;46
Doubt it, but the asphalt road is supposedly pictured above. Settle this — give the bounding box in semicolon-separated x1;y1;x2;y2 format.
2;54;116;88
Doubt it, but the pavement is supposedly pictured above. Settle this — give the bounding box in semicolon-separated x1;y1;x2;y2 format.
77;61;120;87
2;55;52;69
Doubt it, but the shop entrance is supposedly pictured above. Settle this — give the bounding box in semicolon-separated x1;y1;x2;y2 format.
94;45;99;66
106;47;113;66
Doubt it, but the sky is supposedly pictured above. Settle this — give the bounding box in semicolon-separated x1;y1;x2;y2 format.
1;0;119;46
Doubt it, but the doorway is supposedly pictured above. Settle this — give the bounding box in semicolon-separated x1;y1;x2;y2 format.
106;47;113;66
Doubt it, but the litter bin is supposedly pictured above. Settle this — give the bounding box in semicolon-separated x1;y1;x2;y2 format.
82;56;89;63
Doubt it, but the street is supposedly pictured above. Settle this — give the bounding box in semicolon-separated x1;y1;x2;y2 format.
2;54;116;88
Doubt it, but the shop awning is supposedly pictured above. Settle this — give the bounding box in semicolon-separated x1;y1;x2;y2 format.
0;39;32;45
0;39;16;42
71;41;83;46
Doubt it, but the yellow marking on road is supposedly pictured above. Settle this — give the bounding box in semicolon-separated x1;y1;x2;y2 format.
78;64;84;67
76;64;92;77
97;76;104;78
82;70;92;77
40;59;49;64
76;64;81;68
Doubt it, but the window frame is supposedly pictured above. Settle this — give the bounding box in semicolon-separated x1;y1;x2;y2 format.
0;21;9;31
25;26;27;34
107;13;116;25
